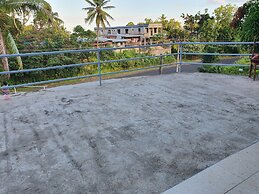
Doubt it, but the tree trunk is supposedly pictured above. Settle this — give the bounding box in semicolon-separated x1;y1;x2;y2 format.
0;30;10;79
96;26;99;48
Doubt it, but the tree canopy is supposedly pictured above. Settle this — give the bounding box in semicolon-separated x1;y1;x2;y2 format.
232;0;259;42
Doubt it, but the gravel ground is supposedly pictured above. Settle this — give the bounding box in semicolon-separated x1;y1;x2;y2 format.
0;73;259;194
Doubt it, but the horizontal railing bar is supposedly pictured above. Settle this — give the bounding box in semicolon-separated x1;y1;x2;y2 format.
180;42;259;45
0;48;98;58
182;52;252;56
0;42;175;58
101;63;175;76
1;41;257;90
179;62;249;67
1;63;176;89
0;61;99;75
1;41;258;58
0;73;100;89
0;51;249;75
0;54;177;75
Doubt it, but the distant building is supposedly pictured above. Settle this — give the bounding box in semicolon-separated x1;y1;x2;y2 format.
94;23;163;46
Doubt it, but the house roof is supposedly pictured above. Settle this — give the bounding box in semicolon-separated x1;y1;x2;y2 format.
95;24;149;30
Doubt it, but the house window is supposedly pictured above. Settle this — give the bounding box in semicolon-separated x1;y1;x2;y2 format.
125;29;129;34
146;28;149;33
138;28;141;33
154;28;157;33
108;30;111;34
118;29;121;34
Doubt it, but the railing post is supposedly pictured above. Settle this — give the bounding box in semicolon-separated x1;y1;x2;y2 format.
159;54;163;75
176;43;183;73
97;49;102;86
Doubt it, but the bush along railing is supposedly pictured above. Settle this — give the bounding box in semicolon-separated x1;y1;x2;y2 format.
177;42;259;75
0;41;258;90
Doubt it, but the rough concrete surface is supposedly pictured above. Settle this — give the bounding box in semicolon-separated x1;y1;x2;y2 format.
0;73;259;194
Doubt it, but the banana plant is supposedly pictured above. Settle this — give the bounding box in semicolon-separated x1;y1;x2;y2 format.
7;32;23;69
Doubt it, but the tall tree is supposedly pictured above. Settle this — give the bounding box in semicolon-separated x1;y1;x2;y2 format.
181;13;199;36
158;14;168;31
83;0;115;47
195;9;213;38
213;4;237;41
0;0;53;74
1;0;53;33
231;0;259;43
199;4;237;42
34;11;63;31
165;19;183;41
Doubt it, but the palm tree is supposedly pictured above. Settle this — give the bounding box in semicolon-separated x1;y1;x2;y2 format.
34;11;63;31
83;0;115;47
0;0;53;75
1;0;52;32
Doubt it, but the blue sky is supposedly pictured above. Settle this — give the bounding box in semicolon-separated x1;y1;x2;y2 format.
47;0;246;32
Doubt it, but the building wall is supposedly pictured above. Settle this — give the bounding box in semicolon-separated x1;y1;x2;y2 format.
144;23;163;38
96;24;162;38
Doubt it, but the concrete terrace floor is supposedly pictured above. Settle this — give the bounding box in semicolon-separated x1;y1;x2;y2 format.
0;73;259;194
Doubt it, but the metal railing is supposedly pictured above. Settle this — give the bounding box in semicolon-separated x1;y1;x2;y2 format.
0;41;258;90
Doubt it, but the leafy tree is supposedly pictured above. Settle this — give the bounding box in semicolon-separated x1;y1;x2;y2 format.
71;25;96;44
195;9;213;38
73;25;87;36
18;26;71;51
83;0;115;47
158;14;168;30
213;4;237;41
199;18;218;41
0;0;53;33
144;18;153;24
181;13;199;36
0;0;54;73
232;0;259;43
126;22;134;26
85;30;97;39
198;4;236;42
33;11;63;31
165;19;183;41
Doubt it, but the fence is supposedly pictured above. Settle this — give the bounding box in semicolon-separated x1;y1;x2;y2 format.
0;41;258;90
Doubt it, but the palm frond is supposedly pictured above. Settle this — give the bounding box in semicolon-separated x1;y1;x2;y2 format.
84;0;96;7
103;11;114;20
103;6;115;10
101;0;111;7
85;11;97;24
